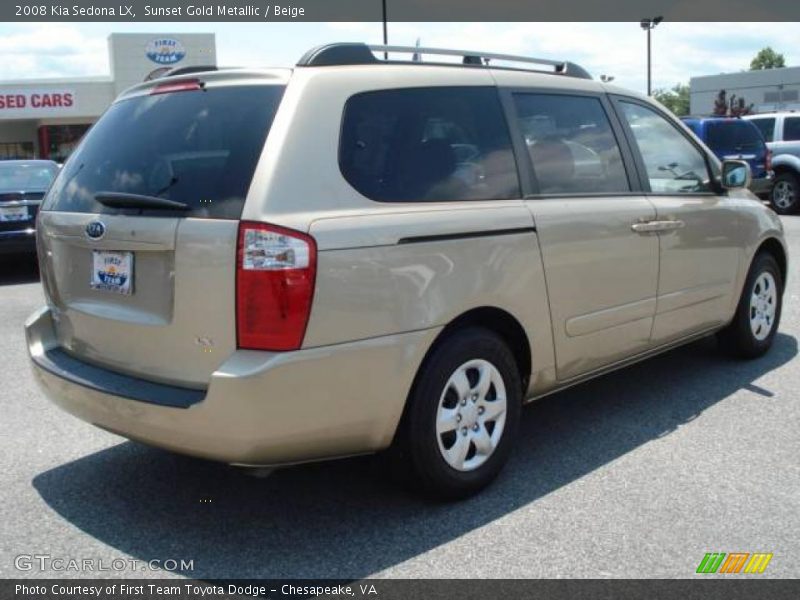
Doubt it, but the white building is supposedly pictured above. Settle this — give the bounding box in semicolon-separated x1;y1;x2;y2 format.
690;66;800;116
0;33;216;162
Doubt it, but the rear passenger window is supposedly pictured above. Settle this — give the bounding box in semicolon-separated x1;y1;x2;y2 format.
512;93;629;195
339;87;519;202
784;117;800;142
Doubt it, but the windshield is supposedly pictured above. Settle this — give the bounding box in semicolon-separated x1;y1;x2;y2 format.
43;84;285;219
706;121;764;151
0;162;58;192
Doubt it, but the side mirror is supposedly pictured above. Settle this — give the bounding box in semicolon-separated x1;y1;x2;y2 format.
720;159;751;190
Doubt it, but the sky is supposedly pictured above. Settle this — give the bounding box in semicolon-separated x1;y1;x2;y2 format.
0;21;798;93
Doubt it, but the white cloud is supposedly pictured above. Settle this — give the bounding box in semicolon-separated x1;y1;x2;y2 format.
0;21;798;95
365;22;800;91
0;24;108;80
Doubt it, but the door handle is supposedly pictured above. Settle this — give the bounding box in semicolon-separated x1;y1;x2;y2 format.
631;220;685;233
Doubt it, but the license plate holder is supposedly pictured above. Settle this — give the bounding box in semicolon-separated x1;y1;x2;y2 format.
91;250;134;295
0;205;29;222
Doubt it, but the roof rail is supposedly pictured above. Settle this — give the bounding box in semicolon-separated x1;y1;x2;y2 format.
297;43;592;80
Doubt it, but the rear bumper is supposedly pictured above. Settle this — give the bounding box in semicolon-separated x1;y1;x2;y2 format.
26;306;439;466
0;228;36;254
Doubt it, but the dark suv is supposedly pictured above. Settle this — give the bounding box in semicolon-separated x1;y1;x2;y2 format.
0;160;59;255
682;117;773;197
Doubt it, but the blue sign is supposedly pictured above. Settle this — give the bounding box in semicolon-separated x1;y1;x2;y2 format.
145;39;186;65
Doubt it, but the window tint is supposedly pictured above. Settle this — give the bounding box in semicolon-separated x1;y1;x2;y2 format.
706;121;764;151
339;87;519;202
0;162;58;192
783;117;800;142
512;94;629;194
620;102;711;194
43;85;285;219
750;118;776;142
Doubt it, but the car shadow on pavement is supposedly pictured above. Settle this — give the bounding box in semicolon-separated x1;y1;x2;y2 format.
0;255;39;286
33;333;797;579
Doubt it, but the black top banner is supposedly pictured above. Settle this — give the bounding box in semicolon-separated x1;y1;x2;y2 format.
4;0;800;22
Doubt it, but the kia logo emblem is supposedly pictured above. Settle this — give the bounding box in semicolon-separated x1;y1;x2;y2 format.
85;221;106;240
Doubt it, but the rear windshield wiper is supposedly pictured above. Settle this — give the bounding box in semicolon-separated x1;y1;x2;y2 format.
94;192;190;211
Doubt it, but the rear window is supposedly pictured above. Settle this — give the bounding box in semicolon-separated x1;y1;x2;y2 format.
339;87;519;202
43;84;284;219
0;162;58;192
705;120;764;151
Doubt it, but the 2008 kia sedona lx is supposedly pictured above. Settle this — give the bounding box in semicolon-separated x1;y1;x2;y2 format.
26;44;788;498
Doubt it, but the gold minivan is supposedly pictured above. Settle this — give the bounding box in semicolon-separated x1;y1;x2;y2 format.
26;44;788;498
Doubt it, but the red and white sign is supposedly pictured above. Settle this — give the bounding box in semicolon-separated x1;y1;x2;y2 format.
0;89;77;117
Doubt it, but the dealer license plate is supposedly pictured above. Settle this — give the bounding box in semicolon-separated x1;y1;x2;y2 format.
91;250;134;295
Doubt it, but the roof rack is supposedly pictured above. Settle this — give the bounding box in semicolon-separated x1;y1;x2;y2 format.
297;43;592;80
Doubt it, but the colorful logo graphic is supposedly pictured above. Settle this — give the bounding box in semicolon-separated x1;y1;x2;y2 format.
696;552;773;574
145;38;186;65
97;255;128;288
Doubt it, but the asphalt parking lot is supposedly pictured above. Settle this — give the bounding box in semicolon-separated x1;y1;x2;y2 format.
0;217;798;580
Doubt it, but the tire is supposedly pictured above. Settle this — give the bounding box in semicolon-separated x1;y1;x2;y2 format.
770;172;799;215
395;327;522;500
718;252;783;359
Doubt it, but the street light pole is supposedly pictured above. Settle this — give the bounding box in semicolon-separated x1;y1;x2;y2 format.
640;16;663;96
646;25;651;95
382;0;388;60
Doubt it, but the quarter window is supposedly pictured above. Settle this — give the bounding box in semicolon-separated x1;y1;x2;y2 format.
339;87;519;202
750;117;776;142
783;117;800;142
512;93;629;194
620;101;712;194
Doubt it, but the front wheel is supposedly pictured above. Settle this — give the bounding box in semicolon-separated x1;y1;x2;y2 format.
770;172;799;215
397;327;522;499
718;252;783;358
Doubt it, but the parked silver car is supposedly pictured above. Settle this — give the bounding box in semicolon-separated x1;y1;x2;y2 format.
745;112;800;214
26;44;788;498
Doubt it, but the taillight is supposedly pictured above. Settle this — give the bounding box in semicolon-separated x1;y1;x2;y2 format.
766;149;773;172
150;79;202;95
236;222;317;351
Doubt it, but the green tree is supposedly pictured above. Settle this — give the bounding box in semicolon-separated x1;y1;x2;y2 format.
750;47;786;70
653;83;690;116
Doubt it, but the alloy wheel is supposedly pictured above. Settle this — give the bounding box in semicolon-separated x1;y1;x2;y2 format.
772;180;796;210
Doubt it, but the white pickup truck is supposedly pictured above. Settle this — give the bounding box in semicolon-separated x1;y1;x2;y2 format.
745;112;800;214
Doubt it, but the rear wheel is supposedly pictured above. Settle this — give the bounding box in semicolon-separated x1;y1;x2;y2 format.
718;252;782;358
770;172;799;215
397;327;522;499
